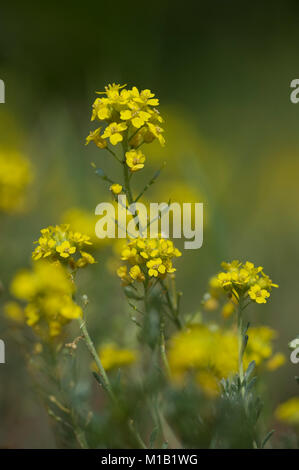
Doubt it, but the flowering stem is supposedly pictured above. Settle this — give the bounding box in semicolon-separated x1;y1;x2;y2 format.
122;139;133;204
237;299;244;385
160;317;171;378
78;318;148;448
78;318;116;402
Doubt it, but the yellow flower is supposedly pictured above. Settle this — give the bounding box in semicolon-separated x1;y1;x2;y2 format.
147;257;166;277
248;284;270;304
85;127;107;148
96;342;137;371
76;251;96;268
116;265;132;286
129;264;145;282
275;397;299;425
91;97;112;121
121;105;151;129
56;240;76;258
130;87;159;107
125;149;146;172
110;183;123;195
147;122;165;146
102;122;127;145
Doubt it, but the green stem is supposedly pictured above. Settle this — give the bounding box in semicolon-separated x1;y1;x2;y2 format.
237;300;244;384
78;318;115;402
160;321;171;378
78;318;147;448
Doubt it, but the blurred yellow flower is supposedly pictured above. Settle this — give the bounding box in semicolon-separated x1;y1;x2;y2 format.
0;150;33;213
94;342;137;371
110;183;123;195
4;301;24;324
10;262;82;339
275;397;299;425
168;324;284;397
266;353;286;371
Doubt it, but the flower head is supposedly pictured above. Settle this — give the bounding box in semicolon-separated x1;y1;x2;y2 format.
213;260;277;305
32;224;95;269
117;237;181;284
125;149;146;172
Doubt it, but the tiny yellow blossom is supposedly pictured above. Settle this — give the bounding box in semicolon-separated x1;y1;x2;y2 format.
85;127;107;148
121;105;151;129
147;122;165;146
102;122;127;145
129;264;145;282
56;240;76;258
110;183;123;195
248;284;270;304
147;258;166;277
125;149;146;172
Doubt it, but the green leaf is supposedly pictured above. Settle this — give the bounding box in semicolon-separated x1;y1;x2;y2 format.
149;426;159;449
123;286;144;300
245;360;256;381
261;429;275;448
92;372;108;391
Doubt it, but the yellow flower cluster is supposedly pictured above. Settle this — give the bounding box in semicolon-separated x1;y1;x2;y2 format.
0;150;33;213
117;237;181;285
214;260;278;304
86;83;165;172
168;324;284;397
32;224;96;269
275;397;299;425
9;262;82;338
94;343;137;371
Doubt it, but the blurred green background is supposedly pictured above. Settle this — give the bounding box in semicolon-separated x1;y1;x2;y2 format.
1;0;299;447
